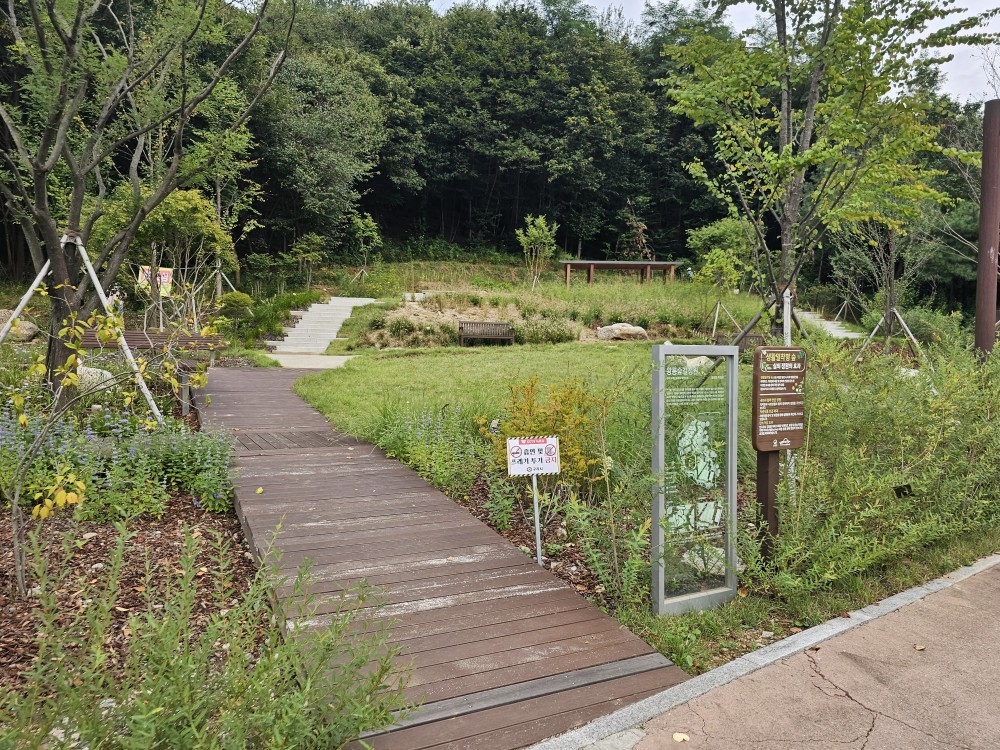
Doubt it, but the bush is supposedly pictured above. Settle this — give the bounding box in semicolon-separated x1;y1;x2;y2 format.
899;307;965;345
513;319;577;344
1;527;409;748
0;408;233;522
217;291;255;319
387;317;416;338
741;340;1000;599
373;403;488;495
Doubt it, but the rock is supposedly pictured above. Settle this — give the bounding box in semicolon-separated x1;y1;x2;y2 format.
684;356;713;369
81;532;98;540
761;630;774;639
90;563;105;572
78;366;114;393
597;322;648;341
0;309;40;342
681;546;727;575
556;526;568;540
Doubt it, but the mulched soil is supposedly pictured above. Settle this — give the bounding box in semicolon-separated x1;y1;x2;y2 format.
0;494;257;692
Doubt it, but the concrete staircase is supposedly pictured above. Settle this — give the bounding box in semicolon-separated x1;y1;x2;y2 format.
265;296;376;354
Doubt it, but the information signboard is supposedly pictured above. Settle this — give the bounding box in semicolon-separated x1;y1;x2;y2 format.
506;436;560;476
752;347;806;451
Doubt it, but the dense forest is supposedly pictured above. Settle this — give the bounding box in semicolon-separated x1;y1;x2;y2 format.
0;0;993;310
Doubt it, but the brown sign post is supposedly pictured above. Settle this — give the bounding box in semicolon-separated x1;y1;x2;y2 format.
752;346;806;557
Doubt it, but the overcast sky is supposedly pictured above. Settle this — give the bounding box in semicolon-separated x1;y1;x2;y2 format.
430;0;999;102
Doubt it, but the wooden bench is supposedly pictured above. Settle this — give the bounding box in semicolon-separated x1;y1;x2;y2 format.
458;321;515;346
78;330;225;415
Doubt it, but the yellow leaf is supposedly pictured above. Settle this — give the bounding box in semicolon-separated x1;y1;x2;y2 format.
256;487;264;494
55;489;67;508
18;414;28;428
66;492;79;505
39;505;50;520
32;505;40;520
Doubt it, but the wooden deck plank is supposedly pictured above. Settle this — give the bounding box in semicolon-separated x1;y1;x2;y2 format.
202;366;688;749
363;666;684;750
369;654;672;735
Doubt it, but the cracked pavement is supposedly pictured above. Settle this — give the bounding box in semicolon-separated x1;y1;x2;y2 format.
625;565;1000;750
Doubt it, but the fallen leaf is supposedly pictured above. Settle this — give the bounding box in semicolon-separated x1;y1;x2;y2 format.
914;644;926;651
673;733;690;743
838;611;850;618
737;587;748;598
255;487;263;494
134;586;146;593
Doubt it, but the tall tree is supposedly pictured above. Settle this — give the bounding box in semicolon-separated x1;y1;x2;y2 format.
0;0;292;393
667;0;996;328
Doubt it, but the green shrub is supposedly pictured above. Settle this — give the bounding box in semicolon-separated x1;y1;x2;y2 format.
513;319;577;344
1;527;409;748
387;317;416;338
899;307;965;345
373;403;488;495
438;323;459;345
217;291;254;319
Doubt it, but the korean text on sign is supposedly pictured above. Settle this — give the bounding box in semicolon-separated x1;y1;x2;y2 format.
507;436;561;476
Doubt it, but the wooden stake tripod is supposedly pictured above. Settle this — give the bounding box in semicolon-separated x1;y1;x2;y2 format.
701;299;741;339
853;306;931;372
0;235;163;423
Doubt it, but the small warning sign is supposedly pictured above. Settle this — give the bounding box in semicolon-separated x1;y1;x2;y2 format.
507;436;561;476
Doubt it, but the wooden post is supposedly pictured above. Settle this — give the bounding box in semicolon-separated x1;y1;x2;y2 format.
644;265;652;283
564;263;571;288
756;450;780;558
587;264;594;284
669;266;676;284
976;99;1000;355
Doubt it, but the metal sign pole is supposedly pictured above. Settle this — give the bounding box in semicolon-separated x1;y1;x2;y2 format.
532;474;542;566
67;235;164;423
507;436;560;568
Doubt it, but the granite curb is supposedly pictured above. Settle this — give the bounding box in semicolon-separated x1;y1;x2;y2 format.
529;552;1000;750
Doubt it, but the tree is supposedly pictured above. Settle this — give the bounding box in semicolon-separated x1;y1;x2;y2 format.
666;0;996;331
251;50;385;243
0;0;293;400
516;215;558;289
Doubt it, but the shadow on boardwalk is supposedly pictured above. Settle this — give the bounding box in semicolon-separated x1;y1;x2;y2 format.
202;367;687;750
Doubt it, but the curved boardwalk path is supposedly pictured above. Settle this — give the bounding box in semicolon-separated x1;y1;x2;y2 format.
202;368;687;749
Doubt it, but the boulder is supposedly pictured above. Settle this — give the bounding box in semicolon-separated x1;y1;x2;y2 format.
78;366;114;393
684;356;713;369
597;322;648;341
0;309;40;342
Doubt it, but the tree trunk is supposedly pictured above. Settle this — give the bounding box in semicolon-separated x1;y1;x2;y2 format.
45;293;78;410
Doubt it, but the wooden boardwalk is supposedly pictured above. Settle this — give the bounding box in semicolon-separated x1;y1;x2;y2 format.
201;368;687;749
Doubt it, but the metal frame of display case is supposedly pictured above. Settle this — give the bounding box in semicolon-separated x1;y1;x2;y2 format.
651;344;739;615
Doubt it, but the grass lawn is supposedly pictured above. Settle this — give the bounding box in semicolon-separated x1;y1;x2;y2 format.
296;341;654;437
